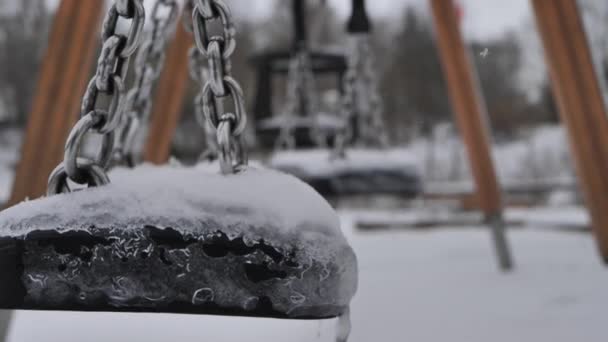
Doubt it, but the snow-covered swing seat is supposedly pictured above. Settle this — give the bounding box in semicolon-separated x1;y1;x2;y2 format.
270;148;423;198
0;164;357;318
0;0;357;321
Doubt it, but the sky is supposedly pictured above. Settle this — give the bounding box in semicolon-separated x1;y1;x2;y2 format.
234;0;531;41
38;0;545;99
43;0;531;41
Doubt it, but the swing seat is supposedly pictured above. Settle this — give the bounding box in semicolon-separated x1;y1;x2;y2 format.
270;149;423;198
0;165;357;319
257;113;345;148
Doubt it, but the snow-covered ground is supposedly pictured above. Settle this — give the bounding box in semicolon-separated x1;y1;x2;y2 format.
403;124;574;185
0;125;603;341
5;212;607;342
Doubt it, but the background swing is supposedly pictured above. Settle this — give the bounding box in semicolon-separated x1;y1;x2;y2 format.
267;0;423;199
252;0;347;150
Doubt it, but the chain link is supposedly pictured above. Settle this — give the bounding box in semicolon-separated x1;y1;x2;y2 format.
190;0;248;174
48;0;145;195
188;45;218;160
114;0;179;167
275;50;325;150
334;35;388;158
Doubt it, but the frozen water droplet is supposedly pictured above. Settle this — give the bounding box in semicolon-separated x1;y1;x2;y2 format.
290;292;306;304
192;288;214;304
27;274;47;287
243;297;259;311
320;266;331;281
335;307;351;342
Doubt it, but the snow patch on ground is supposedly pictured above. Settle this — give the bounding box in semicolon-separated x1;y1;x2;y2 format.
409;124;573;184
270;148;419;178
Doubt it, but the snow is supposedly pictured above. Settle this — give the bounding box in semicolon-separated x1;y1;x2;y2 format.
258;112;345;131
0;163;341;243
267;125;573;193
269;148;420;178
506;206;590;230
413;124;573;184
5;215;608;342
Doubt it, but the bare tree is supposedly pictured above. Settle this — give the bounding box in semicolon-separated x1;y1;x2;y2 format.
578;0;608;106
380;7;451;141
0;0;50;126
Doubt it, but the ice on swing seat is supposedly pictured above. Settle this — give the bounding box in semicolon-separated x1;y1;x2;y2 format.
0;164;357;319
270;148;424;198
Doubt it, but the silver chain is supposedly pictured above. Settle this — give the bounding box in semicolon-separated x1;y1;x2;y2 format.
334;35;388;158
275;50;325;150
48;0;145;195
114;0;179;167
190;0;248;174
188;28;219;161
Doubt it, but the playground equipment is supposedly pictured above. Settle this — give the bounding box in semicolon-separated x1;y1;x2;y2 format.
252;0;347;149
0;0;357;328
2;3;608;341
113;0;180;167
269;0;423;198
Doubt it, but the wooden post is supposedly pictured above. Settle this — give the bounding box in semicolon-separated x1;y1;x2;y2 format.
143;24;192;164
7;0;104;206
531;0;608;263
430;0;513;270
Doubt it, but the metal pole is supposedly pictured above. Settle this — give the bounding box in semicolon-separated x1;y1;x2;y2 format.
347;0;371;34
430;0;513;271
293;0;308;51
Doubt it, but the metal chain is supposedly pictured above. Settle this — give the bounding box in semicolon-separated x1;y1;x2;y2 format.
47;0;145;195
275;53;305;150
190;0;248;174
334;35;388;158
188;36;219;160
360;37;389;148
275;50;324;150
114;0;179;167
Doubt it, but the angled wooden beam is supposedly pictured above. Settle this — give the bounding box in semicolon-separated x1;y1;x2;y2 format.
7;0;78;206
7;0;104;206
430;0;512;270
531;0;608;263
144;23;192;164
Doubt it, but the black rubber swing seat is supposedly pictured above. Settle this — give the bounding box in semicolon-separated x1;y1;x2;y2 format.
0;165;358;319
270;149;424;198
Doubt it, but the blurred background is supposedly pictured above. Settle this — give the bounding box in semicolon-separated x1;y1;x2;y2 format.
1;0;608;341
2;0;607;190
